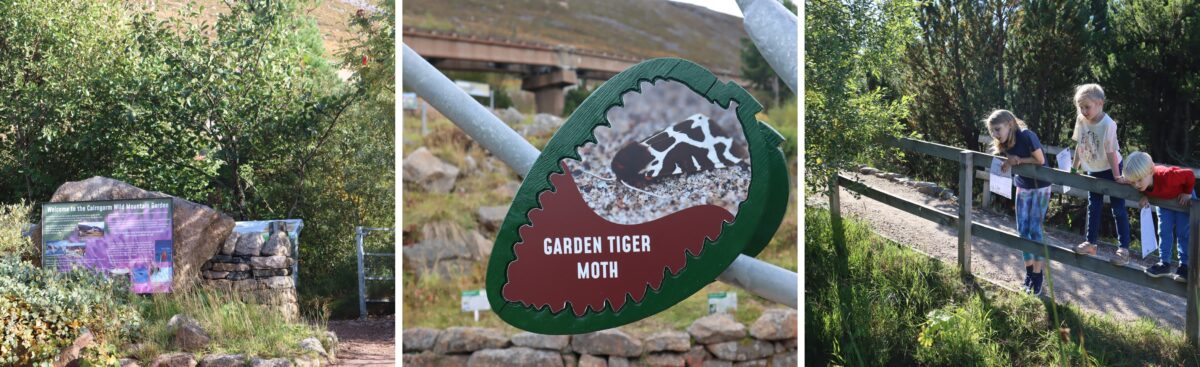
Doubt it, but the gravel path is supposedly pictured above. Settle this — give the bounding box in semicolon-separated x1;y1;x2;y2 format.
808;172;1185;331
329;317;395;366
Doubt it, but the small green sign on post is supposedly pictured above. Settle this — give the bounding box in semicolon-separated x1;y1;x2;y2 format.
462;289;490;322
485;58;789;334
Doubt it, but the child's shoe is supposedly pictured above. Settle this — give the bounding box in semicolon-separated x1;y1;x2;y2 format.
1145;262;1173;278
1176;265;1189;283
1074;242;1097;255
1111;247;1131;266
1023;266;1033;290
1030;272;1044;296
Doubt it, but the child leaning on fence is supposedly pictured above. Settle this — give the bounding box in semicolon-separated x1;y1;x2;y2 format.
986;110;1052;295
1120;152;1197;281
1071;84;1134;265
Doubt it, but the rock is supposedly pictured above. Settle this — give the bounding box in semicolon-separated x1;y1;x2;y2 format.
225;271;251;281
644;331;690;352
918;186;944;196
535;113;564;132
210;255;247;263
251;256;291;269
403;328;442;352
684;345;710;367
874;171;890;179
467;347;564;367
52;330;94;367
578;354;606;367
404;222;491;279
687;314;746;344
607;356;630;367
402;351;437;366
221;232;239;255
49;176;235;291
292;357;319;367
210;263;251;272
198;354;245;367
166;315;209;352
768;351;796;367
464;156;479;174
235;232;267;256
259;276;294;289
749;309;797;340
941;190;955;200
150;353;197;367
404;147;460;193
644;353;685;367
562;353;578;367
496;107;525;126
701;361;732;367
261;231;292;256
120;359;141;367
433;327;509;353
203;271;229;279
440;355;470;367
571;329;642;357
859;167;878;175
298;337;329;360
249;358;291;367
492;181;521;198
477;206;509;231
732;360;767;367
705;340;775;361
253;268;290;277
511;332;570;351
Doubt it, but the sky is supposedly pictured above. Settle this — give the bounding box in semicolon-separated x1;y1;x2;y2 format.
669;0;743;18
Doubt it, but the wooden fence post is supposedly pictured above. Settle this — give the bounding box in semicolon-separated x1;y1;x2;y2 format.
981;172;992;210
958;151;974;275
830;174;842;227
1187;198;1200;348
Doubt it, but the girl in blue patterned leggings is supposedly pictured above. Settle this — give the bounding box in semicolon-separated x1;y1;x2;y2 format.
986;110;1053;295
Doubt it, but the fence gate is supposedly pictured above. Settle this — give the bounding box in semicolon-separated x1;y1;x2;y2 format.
355;226;395;319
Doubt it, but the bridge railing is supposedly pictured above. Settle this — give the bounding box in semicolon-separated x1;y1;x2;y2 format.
830;136;1200;347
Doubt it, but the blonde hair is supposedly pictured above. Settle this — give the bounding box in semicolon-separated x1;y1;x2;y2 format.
984;109;1027;155
1123;151;1155;182
1074;84;1106;125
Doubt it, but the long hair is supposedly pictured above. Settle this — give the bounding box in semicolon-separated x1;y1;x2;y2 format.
984;109;1027;155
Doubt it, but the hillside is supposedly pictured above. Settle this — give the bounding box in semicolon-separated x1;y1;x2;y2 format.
402;0;747;72
128;0;378;56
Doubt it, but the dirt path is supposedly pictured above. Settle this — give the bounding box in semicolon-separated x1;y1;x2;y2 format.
808;172;1185;331
329;317;395;366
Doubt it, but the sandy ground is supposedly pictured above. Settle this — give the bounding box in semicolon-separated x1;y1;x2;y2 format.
808;172;1186;332
329;317;395;366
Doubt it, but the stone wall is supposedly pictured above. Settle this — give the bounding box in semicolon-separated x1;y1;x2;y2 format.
402;309;797;367
200;221;299;320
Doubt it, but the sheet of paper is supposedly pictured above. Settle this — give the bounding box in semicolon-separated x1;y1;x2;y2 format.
1141;206;1158;259
1056;149;1073;193
989;157;1013;199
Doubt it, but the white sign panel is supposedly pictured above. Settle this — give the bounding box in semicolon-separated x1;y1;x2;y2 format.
989;158;1014;199
1141;206;1158;259
454;80;492;98
708;291;737;314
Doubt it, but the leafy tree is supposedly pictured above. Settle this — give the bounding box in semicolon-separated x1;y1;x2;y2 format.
1006;1;1095;146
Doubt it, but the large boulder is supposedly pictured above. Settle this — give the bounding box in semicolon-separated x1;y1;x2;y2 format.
511;332;570;351
476;206;509;231
49;177;234;291
705;340;775;362
403;221;491;279
402;328;442;352
150;353;197;367
198;354;245;367
167;314;210;352
403;147;460;193
522;114;565;137
644;331;691;353
261;231;292;256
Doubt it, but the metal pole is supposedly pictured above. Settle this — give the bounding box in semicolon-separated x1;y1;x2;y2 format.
1187;198;1200;347
403;44;799;308
958;151;974;274
403;44;540;177
355;226;367;319
735;0;797;93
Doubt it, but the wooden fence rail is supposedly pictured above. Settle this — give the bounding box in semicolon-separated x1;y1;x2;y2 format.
831;137;1200;348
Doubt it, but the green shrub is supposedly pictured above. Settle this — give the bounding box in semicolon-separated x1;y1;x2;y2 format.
0;202;34;260
0;257;141;365
916;299;1008;366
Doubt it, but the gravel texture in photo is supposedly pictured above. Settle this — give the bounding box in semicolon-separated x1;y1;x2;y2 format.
565;79;750;225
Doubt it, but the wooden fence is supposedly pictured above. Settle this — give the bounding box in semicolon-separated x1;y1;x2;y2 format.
829;137;1200;347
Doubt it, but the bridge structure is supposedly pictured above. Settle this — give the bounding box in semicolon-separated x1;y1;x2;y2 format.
403;27;750;115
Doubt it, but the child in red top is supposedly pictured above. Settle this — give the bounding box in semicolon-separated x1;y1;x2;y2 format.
1121;152;1197;281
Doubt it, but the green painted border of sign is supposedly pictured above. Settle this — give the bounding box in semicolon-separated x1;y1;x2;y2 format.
485;58;789;334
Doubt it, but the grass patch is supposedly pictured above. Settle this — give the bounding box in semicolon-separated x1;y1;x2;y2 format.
134;287;330;361
806;207;1198;366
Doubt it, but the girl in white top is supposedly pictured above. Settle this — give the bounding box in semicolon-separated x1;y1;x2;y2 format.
1071;84;1133;265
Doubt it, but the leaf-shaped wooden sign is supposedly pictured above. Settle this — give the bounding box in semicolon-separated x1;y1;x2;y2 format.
485;58;789;334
